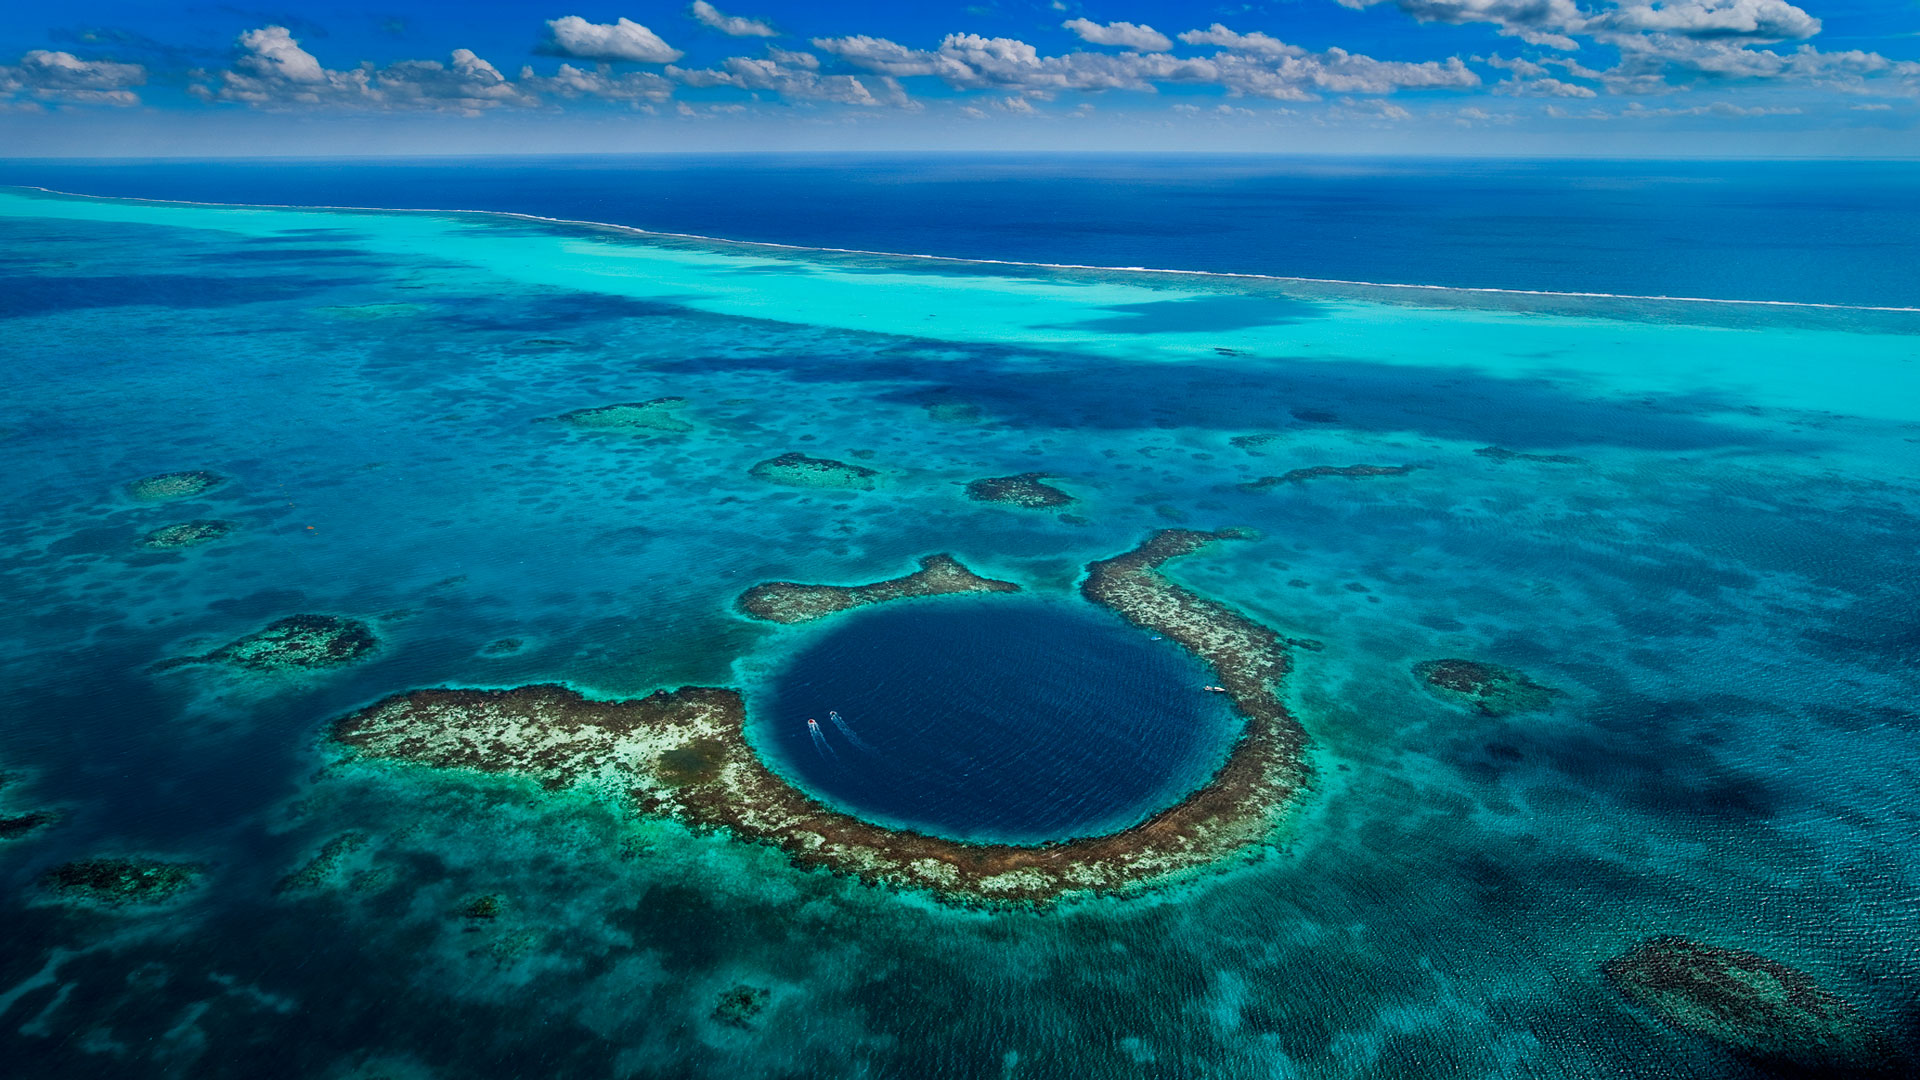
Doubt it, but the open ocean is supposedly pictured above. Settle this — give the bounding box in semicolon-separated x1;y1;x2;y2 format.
1;157;1917;1078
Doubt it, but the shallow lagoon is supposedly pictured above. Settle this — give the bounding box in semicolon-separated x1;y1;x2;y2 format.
0;185;1917;1078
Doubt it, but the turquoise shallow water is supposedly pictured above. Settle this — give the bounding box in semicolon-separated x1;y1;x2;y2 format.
0;185;1917;1078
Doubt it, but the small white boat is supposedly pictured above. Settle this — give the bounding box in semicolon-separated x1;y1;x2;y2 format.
1203;685;1228;693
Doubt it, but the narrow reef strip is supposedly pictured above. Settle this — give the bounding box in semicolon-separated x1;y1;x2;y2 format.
737;554;1019;625
331;530;1308;905
1239;465;1415;492
1475;446;1583;465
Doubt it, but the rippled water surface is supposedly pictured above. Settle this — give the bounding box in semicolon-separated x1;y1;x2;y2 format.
755;596;1242;844
0;180;1917;1079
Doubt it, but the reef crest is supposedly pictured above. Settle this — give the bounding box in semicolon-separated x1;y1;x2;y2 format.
737;554;1018;625
330;530;1308;904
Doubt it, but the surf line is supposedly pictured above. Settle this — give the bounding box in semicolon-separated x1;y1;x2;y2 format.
13;185;1920;316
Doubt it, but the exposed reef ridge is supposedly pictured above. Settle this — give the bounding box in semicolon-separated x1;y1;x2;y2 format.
548;398;691;433
1414;658;1555;716
749;452;879;490
1239;465;1415;492
160;615;378;672
42;858;204;906
329;530;1308;904
965;472;1075;508
141;520;237;549
737;554;1018;625
127;470;224;502
1603;936;1897;1073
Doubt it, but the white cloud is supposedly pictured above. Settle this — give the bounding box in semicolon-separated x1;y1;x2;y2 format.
236;26;326;82
1335;0;1588;50
0;49;146;106
669;54;909;106
1622;99;1804;115
691;2;777;39
1336;0;1822;51
815;31;1476;100
768;48;818;70
193;26;535;112
1337;96;1413;120
519;62;673;103
1598;0;1819;42
1177;25;1302;58
1062;19;1172;52
1495;75;1598;96
545;16;682;63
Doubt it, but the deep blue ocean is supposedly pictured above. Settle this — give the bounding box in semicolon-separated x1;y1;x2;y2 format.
1;158;1917;1079
3;155;1917;306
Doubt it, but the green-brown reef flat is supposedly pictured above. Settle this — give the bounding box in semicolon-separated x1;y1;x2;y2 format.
548;397;692;433
1603;935;1899;1073
41;858;204;906
126;470;224;501
1414;658;1555;716
748;452;879;490
159;614;378;672
327;531;1309;905
965;472;1076;508
140;519;238;548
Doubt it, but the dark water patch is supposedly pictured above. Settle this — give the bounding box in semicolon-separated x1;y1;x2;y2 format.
654;340;1806;453
190;247;392;264
427;290;688;333
0;273;357;319
754;595;1241;845
1514;693;1791;825
1050;294;1321;334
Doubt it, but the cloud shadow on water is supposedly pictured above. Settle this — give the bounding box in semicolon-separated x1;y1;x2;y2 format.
650;331;1812;452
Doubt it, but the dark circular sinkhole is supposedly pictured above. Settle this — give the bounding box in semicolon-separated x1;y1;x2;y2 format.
753;595;1243;845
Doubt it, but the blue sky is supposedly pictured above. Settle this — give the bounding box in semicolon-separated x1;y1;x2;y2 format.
1;1;1915;156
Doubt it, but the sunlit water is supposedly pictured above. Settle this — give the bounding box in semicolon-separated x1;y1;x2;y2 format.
0;182;1916;1079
